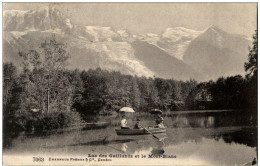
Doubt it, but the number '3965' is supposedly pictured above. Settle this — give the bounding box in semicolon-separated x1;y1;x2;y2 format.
33;157;44;162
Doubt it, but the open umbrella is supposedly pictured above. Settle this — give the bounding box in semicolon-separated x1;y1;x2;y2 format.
119;107;135;113
150;109;163;114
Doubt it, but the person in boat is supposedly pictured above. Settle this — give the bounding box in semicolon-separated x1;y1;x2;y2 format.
155;114;164;128
121;115;130;129
133;118;143;129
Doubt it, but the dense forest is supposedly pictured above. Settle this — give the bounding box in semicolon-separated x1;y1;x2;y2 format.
3;31;257;132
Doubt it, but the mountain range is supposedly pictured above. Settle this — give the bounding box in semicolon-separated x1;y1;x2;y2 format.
3;6;252;81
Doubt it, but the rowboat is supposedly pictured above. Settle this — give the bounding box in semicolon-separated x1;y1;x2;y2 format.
115;127;166;135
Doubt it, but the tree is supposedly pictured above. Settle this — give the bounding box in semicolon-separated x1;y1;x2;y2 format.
245;30;257;79
130;76;141;110
3;63;22;130
3;63;18;112
70;69;84;113
155;78;173;111
18;38;71;115
243;30;257;114
80;68;110;115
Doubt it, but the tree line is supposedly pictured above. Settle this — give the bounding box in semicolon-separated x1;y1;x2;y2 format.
186;30;257;121
3;64;198;131
3;31;257;132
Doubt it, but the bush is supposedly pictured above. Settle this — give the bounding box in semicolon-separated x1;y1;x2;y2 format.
33;110;82;131
12;109;82;132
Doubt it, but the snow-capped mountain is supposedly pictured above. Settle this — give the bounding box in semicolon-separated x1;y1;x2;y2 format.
158;27;202;60
134;33;160;46
131;27;202;60
3;6;252;81
3;6;154;78
84;26;120;42
4;6;73;33
183;25;251;79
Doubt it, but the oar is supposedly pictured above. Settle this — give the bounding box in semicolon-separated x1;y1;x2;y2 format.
140;126;160;140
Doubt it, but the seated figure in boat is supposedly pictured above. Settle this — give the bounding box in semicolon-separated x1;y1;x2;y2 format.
133;118;143;129
121;115;130;129
155;115;164;128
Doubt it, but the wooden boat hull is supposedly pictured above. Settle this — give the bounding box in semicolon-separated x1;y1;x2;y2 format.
115;127;166;135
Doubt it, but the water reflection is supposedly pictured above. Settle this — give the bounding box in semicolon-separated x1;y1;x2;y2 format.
121;143;128;153
3;111;257;165
150;137;166;155
4;126;256;165
170;110;253;128
172;115;216;128
110;128;256;165
214;127;257;148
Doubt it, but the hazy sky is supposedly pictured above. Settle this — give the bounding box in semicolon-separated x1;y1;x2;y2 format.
4;3;257;36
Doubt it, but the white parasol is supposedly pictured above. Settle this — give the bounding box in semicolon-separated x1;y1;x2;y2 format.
119;107;135;113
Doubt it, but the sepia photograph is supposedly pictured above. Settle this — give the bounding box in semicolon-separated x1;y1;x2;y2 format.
2;2;258;165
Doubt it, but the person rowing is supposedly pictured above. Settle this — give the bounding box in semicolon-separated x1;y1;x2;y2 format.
155;114;164;128
121;115;130;129
133;118;143;129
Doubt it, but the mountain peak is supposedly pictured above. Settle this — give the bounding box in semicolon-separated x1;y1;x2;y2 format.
206;25;225;33
209;24;218;29
165;27;200;33
202;25;228;38
4;6;72;32
35;5;50;12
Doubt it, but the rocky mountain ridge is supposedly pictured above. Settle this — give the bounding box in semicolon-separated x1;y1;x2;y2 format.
3;6;252;81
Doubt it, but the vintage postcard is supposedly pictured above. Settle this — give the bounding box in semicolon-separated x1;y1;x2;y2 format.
2;2;258;166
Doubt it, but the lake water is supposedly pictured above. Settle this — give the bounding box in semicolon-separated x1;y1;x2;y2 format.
3;110;257;165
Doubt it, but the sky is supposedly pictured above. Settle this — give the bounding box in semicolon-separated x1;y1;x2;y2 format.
3;3;257;36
